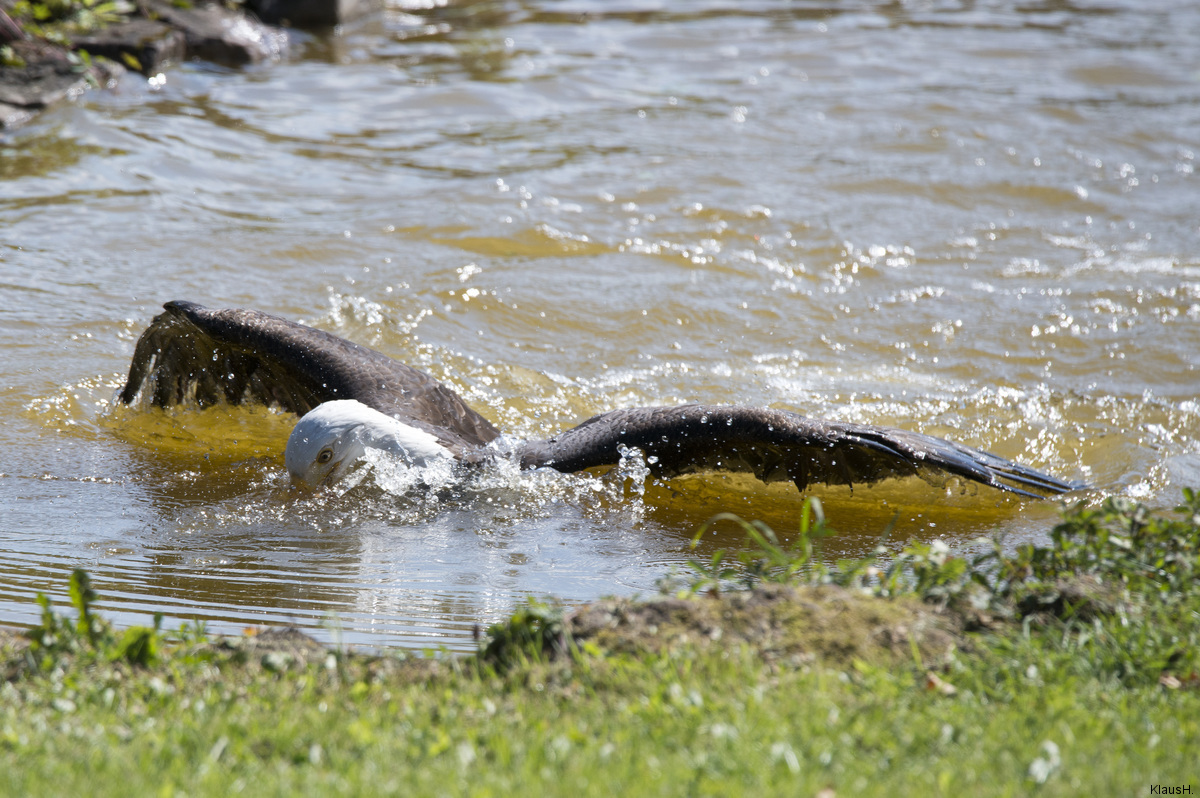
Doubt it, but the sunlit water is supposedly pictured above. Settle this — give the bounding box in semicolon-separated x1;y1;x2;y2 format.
1;0;1198;650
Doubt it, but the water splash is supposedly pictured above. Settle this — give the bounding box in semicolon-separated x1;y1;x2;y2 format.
615;443;651;498
362;447;459;496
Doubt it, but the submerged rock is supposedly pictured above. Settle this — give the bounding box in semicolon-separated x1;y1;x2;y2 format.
0;57;91;107
0;36;122;127
142;0;287;66
70;0;288;74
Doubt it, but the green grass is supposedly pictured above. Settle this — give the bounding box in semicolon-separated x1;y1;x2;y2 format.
2;492;1198;796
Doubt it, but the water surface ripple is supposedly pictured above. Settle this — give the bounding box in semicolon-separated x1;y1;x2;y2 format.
1;0;1197;649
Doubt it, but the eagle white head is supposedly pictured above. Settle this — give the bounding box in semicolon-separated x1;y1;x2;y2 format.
284;399;454;488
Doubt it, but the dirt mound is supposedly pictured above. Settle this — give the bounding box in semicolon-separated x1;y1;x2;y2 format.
568;584;963;669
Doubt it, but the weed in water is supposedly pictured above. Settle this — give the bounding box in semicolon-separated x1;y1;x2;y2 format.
21;568;162;670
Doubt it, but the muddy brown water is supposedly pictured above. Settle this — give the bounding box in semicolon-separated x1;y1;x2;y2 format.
1;0;1197;650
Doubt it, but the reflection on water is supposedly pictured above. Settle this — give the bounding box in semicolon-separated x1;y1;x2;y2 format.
0;0;1197;650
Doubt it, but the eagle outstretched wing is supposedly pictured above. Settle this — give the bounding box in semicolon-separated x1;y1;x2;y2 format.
117;301;500;454
515;405;1080;498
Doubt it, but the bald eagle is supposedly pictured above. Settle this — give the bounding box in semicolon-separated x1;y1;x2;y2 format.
117;301;1080;497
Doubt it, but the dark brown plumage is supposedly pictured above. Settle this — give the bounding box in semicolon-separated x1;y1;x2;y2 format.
516;405;1078;497
118;300;499;455
118;301;1082;498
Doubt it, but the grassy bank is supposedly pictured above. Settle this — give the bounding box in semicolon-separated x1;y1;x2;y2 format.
3;493;1198;796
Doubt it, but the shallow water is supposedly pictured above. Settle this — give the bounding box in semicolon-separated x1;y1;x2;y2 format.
1;0;1198;650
